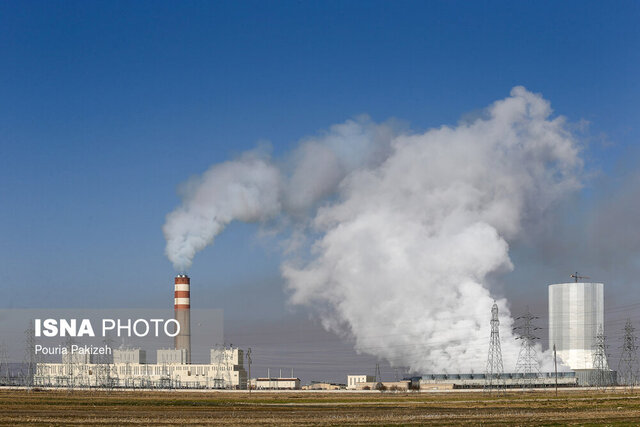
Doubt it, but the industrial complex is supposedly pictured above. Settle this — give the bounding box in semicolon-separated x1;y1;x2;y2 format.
33;275;247;389
9;273;629;391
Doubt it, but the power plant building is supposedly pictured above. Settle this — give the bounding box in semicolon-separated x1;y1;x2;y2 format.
549;281;605;370
34;274;247;389
36;347;246;389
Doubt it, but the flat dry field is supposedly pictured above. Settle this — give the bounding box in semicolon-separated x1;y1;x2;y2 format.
2;388;640;425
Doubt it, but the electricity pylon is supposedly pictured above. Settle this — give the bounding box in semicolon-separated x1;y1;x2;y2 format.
592;324;610;390
485;302;504;392
617;319;638;390
513;307;541;388
23;325;37;388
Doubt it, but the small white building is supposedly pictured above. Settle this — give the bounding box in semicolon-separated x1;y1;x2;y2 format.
347;374;376;389
253;377;301;390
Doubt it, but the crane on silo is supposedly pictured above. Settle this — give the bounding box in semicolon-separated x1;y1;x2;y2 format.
570;272;590;283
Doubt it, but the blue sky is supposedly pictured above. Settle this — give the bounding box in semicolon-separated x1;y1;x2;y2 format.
1;0;639;333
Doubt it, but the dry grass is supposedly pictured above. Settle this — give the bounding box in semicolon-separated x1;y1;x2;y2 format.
2;388;640;425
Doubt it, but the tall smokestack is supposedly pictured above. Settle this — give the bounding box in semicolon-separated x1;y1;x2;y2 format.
174;274;191;364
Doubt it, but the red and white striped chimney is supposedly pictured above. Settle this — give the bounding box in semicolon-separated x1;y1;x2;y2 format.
174;274;191;364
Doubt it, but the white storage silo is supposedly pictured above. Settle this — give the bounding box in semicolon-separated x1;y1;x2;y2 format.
548;281;604;370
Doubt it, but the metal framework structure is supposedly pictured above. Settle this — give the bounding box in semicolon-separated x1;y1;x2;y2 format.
592;324;610;390
617;319;638;389
485;302;504;392
23;326;38;388
514;307;541;387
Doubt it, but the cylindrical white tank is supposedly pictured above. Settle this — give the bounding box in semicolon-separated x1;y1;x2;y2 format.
548;282;604;370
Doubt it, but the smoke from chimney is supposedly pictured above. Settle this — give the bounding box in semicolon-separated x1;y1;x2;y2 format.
163;87;583;372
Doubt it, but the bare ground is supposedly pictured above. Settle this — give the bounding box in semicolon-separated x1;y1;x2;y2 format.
2;388;640;425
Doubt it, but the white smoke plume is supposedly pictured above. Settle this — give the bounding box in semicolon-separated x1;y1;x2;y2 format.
164;116;396;270
164;87;582;372
163;152;282;271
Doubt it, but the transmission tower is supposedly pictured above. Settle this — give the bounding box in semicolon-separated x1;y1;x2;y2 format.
617;319;638;389
513;307;541;388
62;336;78;390
592;324;610;390
246;348;252;394
97;334;114;390
23;324;38;388
0;341;7;385
485;302;504;392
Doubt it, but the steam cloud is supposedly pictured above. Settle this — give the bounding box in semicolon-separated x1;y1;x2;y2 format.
163;153;282;271
164;87;582;372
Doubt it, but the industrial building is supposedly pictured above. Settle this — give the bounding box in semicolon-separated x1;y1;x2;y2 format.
346;374;579;391
302;381;345;390
351;380;412;391
549;280;608;370
28;273;623;391
397;278;611;391
34;275;248;389
347;374;376;389
35;346;246;389
418;372;578;389
251;377;301;390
